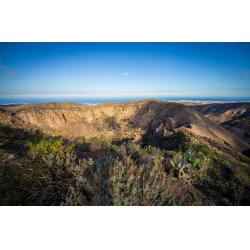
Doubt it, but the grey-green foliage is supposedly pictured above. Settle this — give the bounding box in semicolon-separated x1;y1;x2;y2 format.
64;156;174;206
185;148;195;157
63;187;87;206
73;158;111;206
46;153;76;178
78;158;113;205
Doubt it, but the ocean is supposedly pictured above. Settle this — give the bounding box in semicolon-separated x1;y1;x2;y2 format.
0;95;249;105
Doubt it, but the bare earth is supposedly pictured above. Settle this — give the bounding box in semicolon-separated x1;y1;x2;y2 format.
1;99;250;206
0;99;249;153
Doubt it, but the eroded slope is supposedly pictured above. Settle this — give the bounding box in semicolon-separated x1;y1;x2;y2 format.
191;102;250;145
0;99;249;153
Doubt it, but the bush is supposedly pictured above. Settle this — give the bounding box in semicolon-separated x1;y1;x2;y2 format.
73;136;86;151
87;135;112;154
182;142;214;158
113;143;164;167
0;125;44;141
234;171;250;186
20;177;34;187
62;156;184;206
0;124;16;135
240;156;250;164
7;191;25;205
27;137;64;160
139;146;164;167
121;142;140;159
27;130;75;161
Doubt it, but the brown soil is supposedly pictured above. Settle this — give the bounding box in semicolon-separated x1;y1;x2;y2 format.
1;99;249;154
1;99;250;206
190;102;250;145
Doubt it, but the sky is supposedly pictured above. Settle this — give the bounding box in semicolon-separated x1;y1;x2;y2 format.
0;42;250;98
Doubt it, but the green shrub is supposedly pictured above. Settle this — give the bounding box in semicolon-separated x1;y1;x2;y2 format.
26;129;77;161
7;191;25;205
0;124;15;136
0;182;14;193
234;171;250;186
240;156;250;164
183;142;214;158
65;144;75;153
0;153;10;160
27;137;64;160
0;125;45;141
87;135;112;154
20;177;42;188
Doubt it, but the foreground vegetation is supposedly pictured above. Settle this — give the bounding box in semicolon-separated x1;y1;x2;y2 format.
1;124;250;205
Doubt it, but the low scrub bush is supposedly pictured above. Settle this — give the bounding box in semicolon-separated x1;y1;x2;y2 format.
233;171;250;187
7;191;25;205
0;125;45;141
27;129;75;161
62;156;184;206
20;177;38;188
139;146;164;167
0;124;15;135
27;136;64;160
73;136;86;151
113;143;165;167
170;149;213;181
240;156;250;164
86;135;113;154
182;142;214;158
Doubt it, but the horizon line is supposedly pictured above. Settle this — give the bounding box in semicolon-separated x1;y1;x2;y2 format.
1;94;249;97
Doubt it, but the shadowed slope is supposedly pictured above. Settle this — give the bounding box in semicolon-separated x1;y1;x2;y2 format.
0;99;249;153
191;102;250;144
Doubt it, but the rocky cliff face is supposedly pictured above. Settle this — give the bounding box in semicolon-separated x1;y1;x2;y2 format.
1;99;249;153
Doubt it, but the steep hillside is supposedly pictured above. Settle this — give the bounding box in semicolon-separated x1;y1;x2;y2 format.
191;102;250;145
1;99;250;206
0;99;249;153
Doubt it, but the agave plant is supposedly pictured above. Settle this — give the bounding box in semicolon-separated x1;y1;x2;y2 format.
185;148;195;157
170;160;180;171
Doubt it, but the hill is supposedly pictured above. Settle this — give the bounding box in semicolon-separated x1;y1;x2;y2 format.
0;99;249;153
190;102;250;146
1;99;250;206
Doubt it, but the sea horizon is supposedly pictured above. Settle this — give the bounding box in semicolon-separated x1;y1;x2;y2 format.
0;95;250;105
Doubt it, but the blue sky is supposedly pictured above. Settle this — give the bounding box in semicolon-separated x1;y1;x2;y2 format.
0;42;249;97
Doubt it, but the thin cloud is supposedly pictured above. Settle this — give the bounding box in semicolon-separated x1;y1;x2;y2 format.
244;71;250;76
0;61;17;75
0;76;7;79
0;65;7;70
6;71;17;75
124;73;129;76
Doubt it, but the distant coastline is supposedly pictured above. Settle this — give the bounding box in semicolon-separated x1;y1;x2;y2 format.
0;99;249;108
0;96;249;105
0;104;25;107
